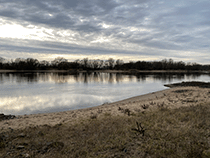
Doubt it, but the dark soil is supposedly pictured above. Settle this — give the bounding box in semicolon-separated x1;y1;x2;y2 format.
0;114;16;121
164;81;210;88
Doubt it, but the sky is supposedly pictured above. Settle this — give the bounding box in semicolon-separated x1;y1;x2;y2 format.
0;0;210;63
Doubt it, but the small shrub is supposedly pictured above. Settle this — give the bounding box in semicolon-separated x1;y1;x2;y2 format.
142;104;149;109
90;114;97;119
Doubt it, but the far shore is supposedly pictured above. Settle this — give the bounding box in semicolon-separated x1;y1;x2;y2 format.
0;69;210;74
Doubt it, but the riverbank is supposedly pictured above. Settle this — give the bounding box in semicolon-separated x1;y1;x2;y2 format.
1;85;210;157
1;86;210;130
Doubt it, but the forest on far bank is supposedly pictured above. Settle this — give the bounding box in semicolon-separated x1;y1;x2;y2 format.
0;56;210;71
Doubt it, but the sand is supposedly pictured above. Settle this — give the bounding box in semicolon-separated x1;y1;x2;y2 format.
1;86;210;131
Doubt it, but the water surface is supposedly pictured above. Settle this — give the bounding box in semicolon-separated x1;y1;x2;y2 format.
0;72;209;115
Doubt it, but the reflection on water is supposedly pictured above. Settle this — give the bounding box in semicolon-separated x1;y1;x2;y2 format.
0;72;210;115
0;72;206;84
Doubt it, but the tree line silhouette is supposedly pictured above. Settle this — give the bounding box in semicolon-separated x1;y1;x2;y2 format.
0;57;209;71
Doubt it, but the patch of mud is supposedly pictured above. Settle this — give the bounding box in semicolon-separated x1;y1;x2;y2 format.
164;81;210;88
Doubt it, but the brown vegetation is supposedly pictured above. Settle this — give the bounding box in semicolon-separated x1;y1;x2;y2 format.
1;103;210;157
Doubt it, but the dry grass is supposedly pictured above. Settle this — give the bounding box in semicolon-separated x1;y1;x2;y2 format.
1;103;210;157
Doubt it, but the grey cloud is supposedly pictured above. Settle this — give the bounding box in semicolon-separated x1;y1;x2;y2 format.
75;24;101;33
62;0;118;15
170;35;193;43
0;0;210;63
26;13;75;28
60;0;79;8
0;0;110;32
0;0;148;28
95;0;118;12
0;1;73;28
0;10;17;19
0;38;151;57
176;1;210;16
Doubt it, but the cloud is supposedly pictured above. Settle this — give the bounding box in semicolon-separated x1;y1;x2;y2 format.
0;0;210;63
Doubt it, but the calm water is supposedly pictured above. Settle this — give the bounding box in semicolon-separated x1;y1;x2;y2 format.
0;72;210;115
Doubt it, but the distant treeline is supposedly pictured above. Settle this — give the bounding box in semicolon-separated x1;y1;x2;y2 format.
0;57;209;71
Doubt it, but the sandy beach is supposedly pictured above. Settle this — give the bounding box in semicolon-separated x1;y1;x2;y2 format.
1;86;210;131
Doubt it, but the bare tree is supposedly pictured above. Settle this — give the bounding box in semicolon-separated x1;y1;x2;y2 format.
51;57;68;66
108;58;115;69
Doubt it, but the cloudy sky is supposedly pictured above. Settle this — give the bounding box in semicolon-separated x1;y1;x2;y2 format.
0;0;210;63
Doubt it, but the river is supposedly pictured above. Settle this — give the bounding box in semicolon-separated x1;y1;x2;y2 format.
0;72;209;115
